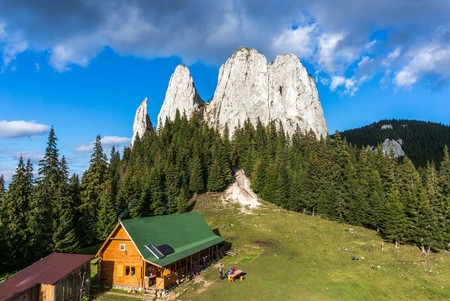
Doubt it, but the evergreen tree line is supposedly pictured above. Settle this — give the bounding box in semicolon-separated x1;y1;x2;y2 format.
340;119;450;167
0;112;233;274
234;119;450;253
1;112;449;275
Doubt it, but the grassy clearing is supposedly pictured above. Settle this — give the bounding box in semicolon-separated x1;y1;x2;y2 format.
174;194;450;301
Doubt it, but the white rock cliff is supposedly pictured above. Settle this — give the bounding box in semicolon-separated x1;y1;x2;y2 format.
206;48;270;133
267;53;327;137
131;97;154;146
205;47;327;138
142;47;328;141
157;65;204;130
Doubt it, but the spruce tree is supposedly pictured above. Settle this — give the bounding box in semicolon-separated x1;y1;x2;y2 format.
382;187;407;248
96;177;117;241
439;145;450;196
0;175;4;206
250;158;265;194
396;157;426;244
189;153;204;194
52;156;80;252
80;135;109;246
109;146;122;202
3;157;34;269
68;174;83;245
29;128;64;258
423;162;446;250
207;159;226;192
176;187;189;213
0;221;11;275
148;168;164;215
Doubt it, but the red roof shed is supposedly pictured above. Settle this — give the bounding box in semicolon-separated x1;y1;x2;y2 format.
0;253;94;301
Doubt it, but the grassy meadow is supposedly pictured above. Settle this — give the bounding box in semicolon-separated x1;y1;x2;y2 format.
171;195;450;301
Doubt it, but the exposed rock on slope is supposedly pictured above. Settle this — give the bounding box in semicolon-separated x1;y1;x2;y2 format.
153;47;328;139
223;169;260;211
131;97;153;146
382;138;405;158
157;65;204;130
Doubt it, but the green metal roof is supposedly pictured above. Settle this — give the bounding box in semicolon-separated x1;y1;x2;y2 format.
121;212;224;267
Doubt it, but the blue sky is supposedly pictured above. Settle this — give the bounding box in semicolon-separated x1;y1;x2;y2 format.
1;0;450;184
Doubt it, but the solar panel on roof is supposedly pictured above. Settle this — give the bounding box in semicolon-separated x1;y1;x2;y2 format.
145;244;164;259
157;244;174;256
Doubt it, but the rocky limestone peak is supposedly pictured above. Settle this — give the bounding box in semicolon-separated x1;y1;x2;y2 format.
206;47;270;133
157;65;204;130
148;47;328;140
206;47;327;138
131;97;153;146
268;53;327;137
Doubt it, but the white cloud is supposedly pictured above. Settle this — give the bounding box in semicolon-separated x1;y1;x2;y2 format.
49;37;98;71
317;32;346;73
75;144;92;153
1;1;450;91
330;75;345;91
0;120;50;138
382;47;401;67
395;70;417;87
101;136;131;145
75;135;130;153
2;35;27;68
395;43;450;88
15;151;44;163
330;75;358;95
271;23;317;58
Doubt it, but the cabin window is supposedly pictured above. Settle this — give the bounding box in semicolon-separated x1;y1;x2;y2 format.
125;266;135;276
119;243;126;251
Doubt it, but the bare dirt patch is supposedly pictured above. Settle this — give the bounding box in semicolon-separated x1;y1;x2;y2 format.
222;169;261;212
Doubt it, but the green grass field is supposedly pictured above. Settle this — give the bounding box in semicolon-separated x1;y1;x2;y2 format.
171;194;450;301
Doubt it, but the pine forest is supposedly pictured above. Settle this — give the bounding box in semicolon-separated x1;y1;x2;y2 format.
1;111;450;275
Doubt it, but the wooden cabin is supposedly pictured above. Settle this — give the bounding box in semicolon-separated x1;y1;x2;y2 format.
0;253;93;301
96;212;224;291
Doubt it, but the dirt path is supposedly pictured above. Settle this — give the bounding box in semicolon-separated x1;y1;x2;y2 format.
95;291;156;300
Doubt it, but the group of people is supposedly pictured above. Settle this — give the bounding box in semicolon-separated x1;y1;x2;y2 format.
219;264;237;280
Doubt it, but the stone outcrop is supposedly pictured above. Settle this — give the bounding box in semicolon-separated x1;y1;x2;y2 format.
206;48;270;133
157;65;204;130
267;53;327;137
153;47;328;139
131;97;153;146
205;47;327;138
382;138;405;158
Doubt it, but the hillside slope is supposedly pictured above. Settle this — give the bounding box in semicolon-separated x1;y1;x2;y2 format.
340;119;450;166
172;195;450;301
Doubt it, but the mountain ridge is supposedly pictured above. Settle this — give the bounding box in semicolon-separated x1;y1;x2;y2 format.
153;47;327;139
340;119;450;166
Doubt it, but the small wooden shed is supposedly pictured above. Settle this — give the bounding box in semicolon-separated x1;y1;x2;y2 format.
0;253;93;301
96;212;224;291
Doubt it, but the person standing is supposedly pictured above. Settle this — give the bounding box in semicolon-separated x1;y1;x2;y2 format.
219;263;223;280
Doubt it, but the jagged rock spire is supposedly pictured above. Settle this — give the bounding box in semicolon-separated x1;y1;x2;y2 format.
142;47;328;139
131;97;153;146
157;65;204;130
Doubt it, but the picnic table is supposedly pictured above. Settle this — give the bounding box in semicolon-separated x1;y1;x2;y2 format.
227;269;245;282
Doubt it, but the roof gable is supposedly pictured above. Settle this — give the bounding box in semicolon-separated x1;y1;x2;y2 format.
121;212;223;266
0;253;93;301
